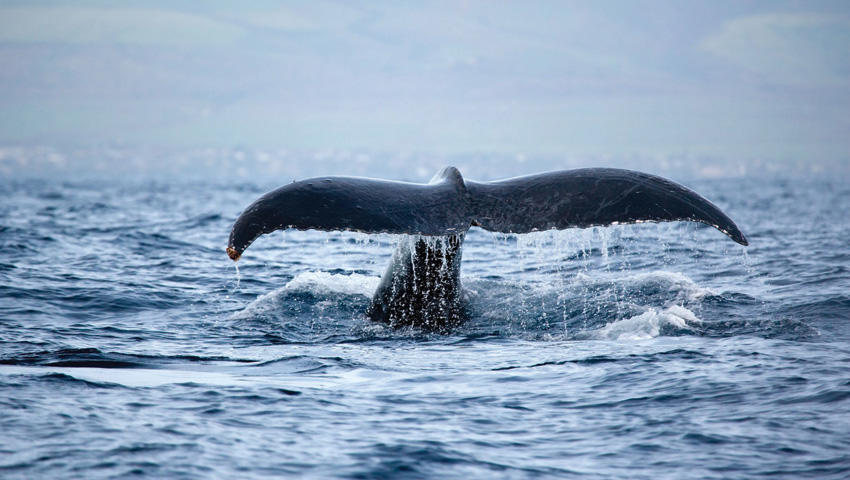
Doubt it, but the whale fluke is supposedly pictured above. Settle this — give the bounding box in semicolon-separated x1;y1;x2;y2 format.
468;168;748;246
227;167;747;330
227;166;469;261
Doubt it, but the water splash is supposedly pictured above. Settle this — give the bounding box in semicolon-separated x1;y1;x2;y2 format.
228;261;241;293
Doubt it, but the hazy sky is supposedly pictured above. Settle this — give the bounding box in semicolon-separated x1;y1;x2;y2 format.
1;0;848;164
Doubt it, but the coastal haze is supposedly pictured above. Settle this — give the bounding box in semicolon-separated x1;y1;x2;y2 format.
1;0;849;179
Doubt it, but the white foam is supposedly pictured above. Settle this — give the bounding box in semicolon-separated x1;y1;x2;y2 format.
284;271;380;297
593;305;701;341
229;271;379;321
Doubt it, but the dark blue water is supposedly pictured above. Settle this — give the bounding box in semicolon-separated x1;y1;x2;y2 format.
2;168;849;479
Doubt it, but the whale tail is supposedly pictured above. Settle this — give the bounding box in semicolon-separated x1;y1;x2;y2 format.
227;167;748;330
227;166;747;260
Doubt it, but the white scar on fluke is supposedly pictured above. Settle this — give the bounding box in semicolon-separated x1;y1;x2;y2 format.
227;167;748;331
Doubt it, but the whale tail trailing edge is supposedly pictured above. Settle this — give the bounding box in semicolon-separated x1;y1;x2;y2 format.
227;167;747;260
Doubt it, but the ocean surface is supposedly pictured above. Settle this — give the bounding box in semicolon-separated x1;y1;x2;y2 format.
1;163;849;479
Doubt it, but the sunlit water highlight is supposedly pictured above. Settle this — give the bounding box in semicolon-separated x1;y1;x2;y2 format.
1;175;849;479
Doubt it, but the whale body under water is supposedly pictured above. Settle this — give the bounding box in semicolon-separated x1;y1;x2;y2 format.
227;167;748;331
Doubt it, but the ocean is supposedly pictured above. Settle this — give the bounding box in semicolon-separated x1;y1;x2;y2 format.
1;158;849;479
